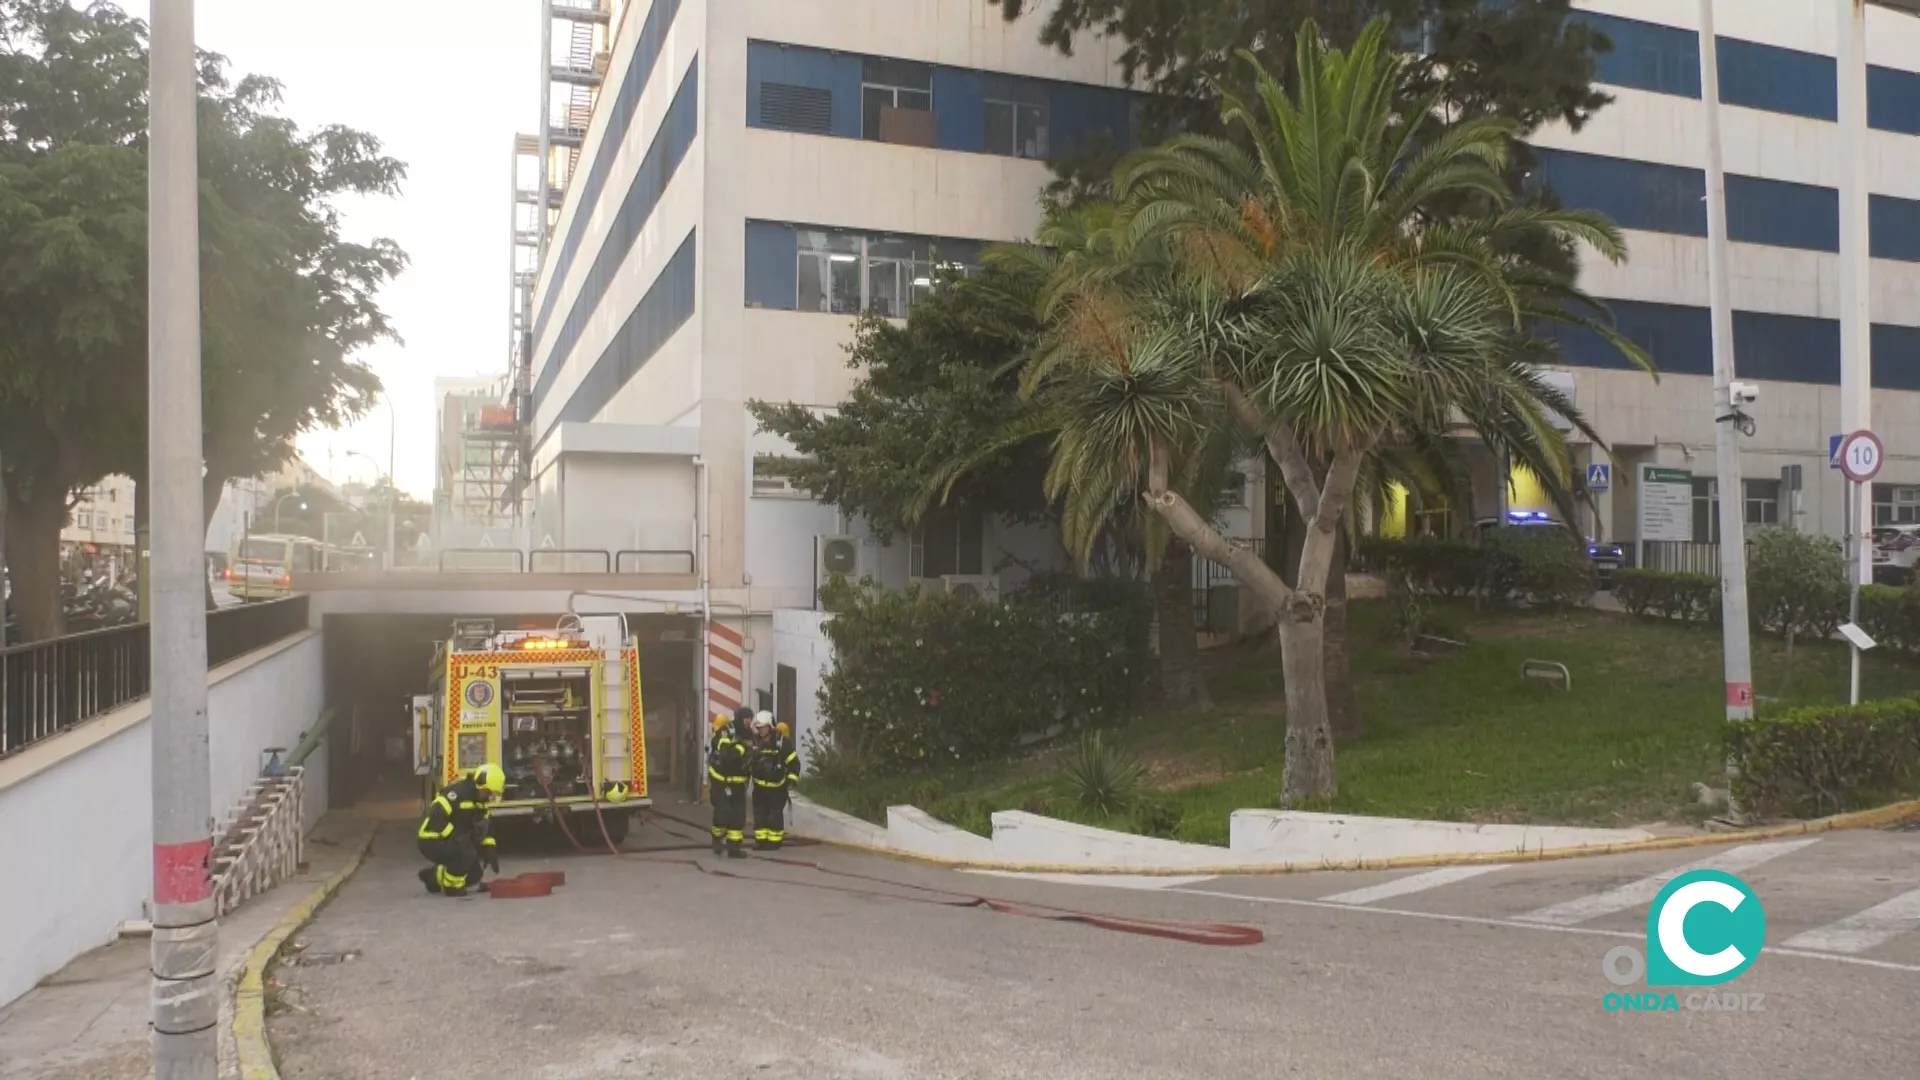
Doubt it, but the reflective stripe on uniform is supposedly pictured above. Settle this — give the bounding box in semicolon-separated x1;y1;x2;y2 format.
481;835;497;847
418;795;455;840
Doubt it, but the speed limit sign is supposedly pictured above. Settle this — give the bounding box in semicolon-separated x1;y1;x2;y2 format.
1837;430;1884;483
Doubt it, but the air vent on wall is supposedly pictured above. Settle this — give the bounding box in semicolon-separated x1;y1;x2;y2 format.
761;83;833;134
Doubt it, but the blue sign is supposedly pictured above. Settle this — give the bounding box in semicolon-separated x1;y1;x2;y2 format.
1587;463;1611;491
1830;434;1844;470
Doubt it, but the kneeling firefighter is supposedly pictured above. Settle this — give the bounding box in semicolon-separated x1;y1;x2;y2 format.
708;712;750;858
418;763;504;897
749;711;799;850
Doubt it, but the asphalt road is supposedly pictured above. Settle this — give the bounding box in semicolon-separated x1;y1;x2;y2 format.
268;819;1920;1080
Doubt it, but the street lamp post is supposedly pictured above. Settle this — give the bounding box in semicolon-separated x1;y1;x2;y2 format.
147;1;217;1075
343;448;396;568
272;491;307;534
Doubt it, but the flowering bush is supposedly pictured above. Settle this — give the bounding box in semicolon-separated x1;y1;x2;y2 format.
815;577;1150;773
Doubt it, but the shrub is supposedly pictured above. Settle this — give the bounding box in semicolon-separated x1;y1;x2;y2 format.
1858;584;1920;655
1480;526;1596;608
1747;529;1846;646
1363;538;1484;597
815;578;1151;774
1727;698;1920;817
1612;569;1720;624
1063;731;1145;818
1131;795;1184;838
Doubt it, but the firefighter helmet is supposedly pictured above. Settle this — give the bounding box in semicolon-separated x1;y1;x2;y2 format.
752;710;774;732
604;781;631;804
472;762;506;796
776;721;791;740
711;713;730;732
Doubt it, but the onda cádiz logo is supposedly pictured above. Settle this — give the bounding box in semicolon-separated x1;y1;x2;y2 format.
1601;870;1768;1014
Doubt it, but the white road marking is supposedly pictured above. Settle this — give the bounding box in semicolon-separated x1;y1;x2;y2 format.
964;870;1219;890
1318;865;1508;906
1160;884;1920;975
1512;839;1822;927
1780;887;1920;955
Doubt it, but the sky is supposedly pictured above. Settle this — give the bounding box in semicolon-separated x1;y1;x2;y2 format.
121;0;541;499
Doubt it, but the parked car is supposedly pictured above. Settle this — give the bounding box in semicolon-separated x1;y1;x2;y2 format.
1472;511;1625;587
1872;525;1920;585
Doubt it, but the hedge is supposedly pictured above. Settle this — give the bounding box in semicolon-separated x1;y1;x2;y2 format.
814;577;1151;773
1727;698;1920;817
1358;534;1592;607
1611;569;1719;624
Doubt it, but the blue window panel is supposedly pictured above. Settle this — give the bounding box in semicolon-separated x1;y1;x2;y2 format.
1530;149;1705;237
534;59;699;418
546;229;698;441
746;40;861;138
534;0;683;347
1048;79;1135;160
1571;12;1700;98
1717;37;1835;121
1872;194;1920;263
1538;300;1711;376
1726;174;1837;252
745;221;798;310
1869;64;1920;136
1733;311;1838;385
932;68;985;153
1873;324;1920;391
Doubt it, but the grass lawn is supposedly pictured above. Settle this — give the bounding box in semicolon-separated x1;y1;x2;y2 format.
802;599;1920;847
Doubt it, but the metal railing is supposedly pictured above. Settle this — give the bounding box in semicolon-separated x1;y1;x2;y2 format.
0;596;310;759
530;548;611;573
615;549;697;573
292;546;699;575
1192;538;1267;631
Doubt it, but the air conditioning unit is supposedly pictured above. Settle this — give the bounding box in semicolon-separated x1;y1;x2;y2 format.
942;574;1001;602
814;535;875;608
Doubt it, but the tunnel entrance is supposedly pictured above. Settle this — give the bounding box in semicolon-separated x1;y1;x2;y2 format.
322;613;703;812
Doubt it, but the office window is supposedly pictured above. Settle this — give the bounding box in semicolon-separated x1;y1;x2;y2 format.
1690;480;1717;546
1874;323;1920;391
1530;149;1704;237
545;228;697;438
534;60;699;417
1872;193;1920;263
1733;311;1838;385
796;230;863;314
77;511;91;528
1717;37;1835;122
1744;480;1779;528
1572;12;1701;98
1870;64;1920;136
1726;174;1836;252
982;77;1048;159
862;58;934;145
915;504;984;578
1874;484;1920;527
866;236;932;319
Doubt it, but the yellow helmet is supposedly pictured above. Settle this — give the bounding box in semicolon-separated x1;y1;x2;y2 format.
471;763;505;796
603;781;630;805
776;722;791;740
711;713;731;732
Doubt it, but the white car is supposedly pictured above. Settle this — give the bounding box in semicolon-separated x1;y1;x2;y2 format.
1873;525;1920;584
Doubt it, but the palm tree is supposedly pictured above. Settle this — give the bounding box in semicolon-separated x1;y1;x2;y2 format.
1022;17;1651;804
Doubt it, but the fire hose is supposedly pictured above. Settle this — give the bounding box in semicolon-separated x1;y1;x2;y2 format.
520;763;1263;948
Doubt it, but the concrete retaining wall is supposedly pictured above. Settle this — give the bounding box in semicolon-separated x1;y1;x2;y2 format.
0;632;329;1008
1228;810;1653;861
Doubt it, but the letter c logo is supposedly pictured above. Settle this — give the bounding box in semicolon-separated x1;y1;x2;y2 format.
1658;880;1747;978
1645;870;1767;987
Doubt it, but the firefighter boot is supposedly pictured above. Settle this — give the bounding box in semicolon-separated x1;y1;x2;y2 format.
726;838;746;859
418;866;441;895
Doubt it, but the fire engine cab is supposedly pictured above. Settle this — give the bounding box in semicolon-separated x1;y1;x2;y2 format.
412;614;648;844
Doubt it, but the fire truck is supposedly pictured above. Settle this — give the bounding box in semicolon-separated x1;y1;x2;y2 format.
412;614;648;844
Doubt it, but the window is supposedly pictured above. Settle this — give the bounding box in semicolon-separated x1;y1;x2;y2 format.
77;511;92;528
1691;479;1718;546
759;82;832;134
1572;12;1701;98
1874;485;1920;527
1870;64;1920;136
752;456;811;499
124;519;134;535
984;98;1047;158
796;230;863;314
1529;149;1704;237
1732;311;1838;385
1717;37;1835;122
865;236;930;320
914;504;984;578
1744;480;1780;528
861;58;933;145
1725;174;1837;253
544;228;698;439
1871;194;1920;263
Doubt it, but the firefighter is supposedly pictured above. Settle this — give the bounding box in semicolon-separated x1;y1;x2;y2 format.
707;713;750;858
749;711;800;851
417;763;503;897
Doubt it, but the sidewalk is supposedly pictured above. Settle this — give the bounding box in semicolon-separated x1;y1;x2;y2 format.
0;813;375;1080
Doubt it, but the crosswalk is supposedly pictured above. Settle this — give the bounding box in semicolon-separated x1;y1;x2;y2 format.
989;834;1920;964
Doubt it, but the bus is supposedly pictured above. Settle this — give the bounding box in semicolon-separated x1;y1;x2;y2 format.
226;533;327;601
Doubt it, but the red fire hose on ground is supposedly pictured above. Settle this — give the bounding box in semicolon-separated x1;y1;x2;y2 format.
513;766;1263;948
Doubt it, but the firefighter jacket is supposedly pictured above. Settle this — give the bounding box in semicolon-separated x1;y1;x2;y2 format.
749;737;799;790
708;732;749;786
418;777;496;850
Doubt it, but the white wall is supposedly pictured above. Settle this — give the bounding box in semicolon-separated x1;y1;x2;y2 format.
0;632;328;1008
771;607;833;763
558;454;699;562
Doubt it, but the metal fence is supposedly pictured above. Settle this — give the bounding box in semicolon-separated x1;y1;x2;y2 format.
1192;539;1267;630
0;596;310;759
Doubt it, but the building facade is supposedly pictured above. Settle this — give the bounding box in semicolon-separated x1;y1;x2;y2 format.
519;0;1920;698
1519;1;1920;552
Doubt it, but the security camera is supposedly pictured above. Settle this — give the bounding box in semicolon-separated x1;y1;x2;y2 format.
1729;382;1760;406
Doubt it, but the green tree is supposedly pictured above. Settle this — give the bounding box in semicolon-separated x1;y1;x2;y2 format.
1022;22;1646;802
0;0;404;639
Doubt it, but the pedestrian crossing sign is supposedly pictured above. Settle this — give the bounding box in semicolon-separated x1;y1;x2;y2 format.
1587;464;1611;491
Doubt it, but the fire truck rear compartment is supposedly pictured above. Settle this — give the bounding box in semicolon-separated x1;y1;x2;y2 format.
501;667;595;803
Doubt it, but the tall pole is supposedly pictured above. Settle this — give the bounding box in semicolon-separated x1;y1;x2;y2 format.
1698;2;1756;737
148;1;217;1076
1838;0;1873;703
387;403;398;567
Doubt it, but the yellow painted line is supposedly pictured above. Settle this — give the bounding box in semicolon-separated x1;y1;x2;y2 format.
795;798;1920;878
232;828;376;1080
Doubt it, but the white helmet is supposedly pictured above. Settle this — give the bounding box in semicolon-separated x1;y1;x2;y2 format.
752;710;775;731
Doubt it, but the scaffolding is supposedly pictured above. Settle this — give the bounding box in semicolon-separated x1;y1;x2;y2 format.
538;0;613;264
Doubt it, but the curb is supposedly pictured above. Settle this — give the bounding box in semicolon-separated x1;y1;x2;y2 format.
231;829;376;1080
795;798;1920;877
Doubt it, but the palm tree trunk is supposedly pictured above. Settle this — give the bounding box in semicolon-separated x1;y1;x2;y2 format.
1153;540;1211;710
1325;532;1362;745
1276;610;1336;802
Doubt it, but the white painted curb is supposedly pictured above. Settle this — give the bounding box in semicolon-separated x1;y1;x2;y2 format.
888;805;994;861
1228;810;1653;861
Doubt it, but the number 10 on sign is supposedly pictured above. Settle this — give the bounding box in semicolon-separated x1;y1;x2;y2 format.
1837;430;1882;483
